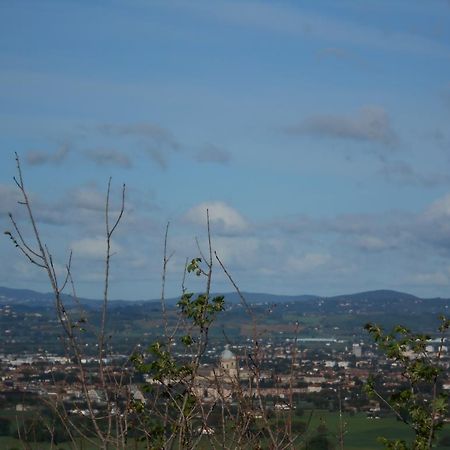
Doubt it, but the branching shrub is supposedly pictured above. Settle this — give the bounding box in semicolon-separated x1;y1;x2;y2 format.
365;316;449;449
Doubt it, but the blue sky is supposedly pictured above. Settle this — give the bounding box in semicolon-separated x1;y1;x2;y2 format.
1;0;450;299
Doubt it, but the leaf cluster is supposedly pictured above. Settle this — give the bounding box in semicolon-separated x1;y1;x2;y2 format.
365;316;449;450
132;341;193;384
177;292;225;328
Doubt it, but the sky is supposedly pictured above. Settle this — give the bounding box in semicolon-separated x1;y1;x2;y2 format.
1;0;450;300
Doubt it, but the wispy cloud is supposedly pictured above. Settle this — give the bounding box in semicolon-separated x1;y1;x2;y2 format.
316;47;369;69
379;159;450;187
286;106;397;147
84;148;132;168
180;1;450;57
96;122;179;169
426;128;450;151
97;123;178;145
4;184;122;229
26;144;70;166
195;143;231;164
442;82;450;108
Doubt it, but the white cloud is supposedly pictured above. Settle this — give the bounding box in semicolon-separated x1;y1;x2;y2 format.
71;187;107;212
70;237;123;260
0;184;22;215
286;253;330;273
409;271;450;286
357;235;390;252
184;201;248;233
424;193;450;220
213;236;261;267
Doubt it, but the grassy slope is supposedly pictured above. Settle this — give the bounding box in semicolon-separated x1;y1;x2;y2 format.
1;411;448;449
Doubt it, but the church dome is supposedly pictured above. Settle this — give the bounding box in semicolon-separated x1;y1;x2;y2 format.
221;344;235;361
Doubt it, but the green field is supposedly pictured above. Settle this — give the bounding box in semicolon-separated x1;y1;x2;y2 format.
1;410;449;449
299;411;450;450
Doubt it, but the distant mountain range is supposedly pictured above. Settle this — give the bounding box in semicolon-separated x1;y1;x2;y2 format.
0;285;446;307
1;286;449;354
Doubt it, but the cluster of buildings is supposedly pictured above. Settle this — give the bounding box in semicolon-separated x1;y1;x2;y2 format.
2;332;448;422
